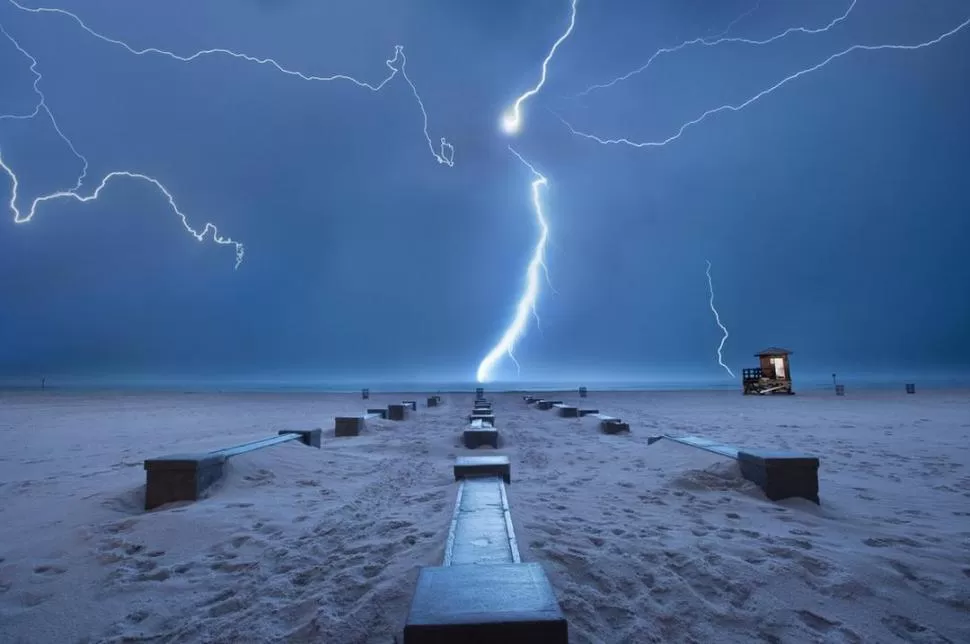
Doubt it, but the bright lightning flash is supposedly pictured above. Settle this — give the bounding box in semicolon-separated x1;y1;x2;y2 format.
705;260;734;378
7;0;452;164
476;148;550;383
500;0;578;136
575;0;857;98
561;15;970;149
2;0;453;269
0;22;244;266
479;0;578;381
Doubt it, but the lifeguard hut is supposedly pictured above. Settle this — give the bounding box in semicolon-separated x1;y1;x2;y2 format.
742;348;794;395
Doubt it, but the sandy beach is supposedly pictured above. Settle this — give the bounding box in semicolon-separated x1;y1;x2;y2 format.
1;388;968;643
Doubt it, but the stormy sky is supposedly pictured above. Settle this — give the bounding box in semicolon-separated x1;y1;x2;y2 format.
1;0;968;387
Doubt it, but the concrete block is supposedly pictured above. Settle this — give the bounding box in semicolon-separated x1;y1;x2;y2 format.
601;419;630;434
463;428;500;449
555;404;578;418
143;453;226;510
469;413;496;426
427;397;439;407
335;416;365;437
278;428;322;448
454;455;511;484
403;400;417;411
578;408;600;417
404;563;567;644
366;408;388;419
388;404;408;421
737;450;820;504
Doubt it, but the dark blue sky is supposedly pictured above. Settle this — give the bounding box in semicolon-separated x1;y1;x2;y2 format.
1;0;968;386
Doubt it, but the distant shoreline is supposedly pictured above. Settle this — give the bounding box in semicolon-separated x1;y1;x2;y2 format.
2;380;969;395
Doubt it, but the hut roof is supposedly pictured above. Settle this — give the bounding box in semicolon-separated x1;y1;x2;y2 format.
754;347;792;357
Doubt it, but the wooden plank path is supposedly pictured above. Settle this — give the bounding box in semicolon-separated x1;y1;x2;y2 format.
403;398;567;643
443;477;520;566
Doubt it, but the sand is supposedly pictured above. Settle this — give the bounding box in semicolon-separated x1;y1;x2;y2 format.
0;388;968;643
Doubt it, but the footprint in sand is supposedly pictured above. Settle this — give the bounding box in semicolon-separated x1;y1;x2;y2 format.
229;535;252;548
880;614;951;642
862;536;922;549
136;566;171;582
796;609;841;632
125;609;151;623
18;590;53;607
243;468;275;483
103;518;138;534
779;537;813;551
210;560;257;573
203;589;249;618
33;564;67;576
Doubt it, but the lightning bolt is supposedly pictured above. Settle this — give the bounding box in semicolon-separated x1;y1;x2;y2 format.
559;15;970;149
2;2;453;271
715;0;764;39
575;0;856;98
0;22;245;266
476;148;550;384
477;0;578;382
705;260;734;379
396;50;456;167
500;0;579;136
5;0;454;167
